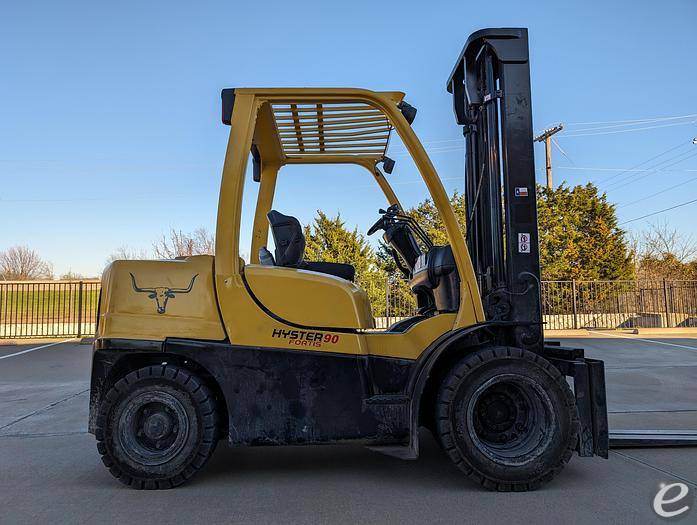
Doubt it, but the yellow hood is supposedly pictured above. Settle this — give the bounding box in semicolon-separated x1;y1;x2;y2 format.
97;255;226;342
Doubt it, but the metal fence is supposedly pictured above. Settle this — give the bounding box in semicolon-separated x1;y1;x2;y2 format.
358;276;417;329
2;278;696;339
0;280;100;339
542;280;697;330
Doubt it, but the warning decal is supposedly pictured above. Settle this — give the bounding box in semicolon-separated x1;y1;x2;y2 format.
518;233;531;253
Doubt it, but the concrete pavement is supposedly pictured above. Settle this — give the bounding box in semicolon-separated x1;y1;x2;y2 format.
558;333;697;430
1;334;696;524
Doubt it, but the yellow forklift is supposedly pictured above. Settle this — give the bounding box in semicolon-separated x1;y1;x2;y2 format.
89;28;608;491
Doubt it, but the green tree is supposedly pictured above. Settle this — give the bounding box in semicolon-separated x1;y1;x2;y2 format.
303;211;376;276
537;183;633;281
408;190;467;245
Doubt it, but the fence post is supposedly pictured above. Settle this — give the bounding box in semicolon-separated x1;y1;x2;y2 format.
571;280;578;330
616;291;622;329
385;277;390;327
77;281;84;338
663;279;671;328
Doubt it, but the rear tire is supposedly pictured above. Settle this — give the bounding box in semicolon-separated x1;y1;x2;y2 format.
436;346;578;491
95;365;218;489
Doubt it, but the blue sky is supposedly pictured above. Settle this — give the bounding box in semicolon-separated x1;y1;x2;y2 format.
2;0;696;277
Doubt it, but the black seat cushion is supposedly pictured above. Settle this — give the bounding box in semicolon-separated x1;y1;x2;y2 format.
267;210;305;267
302;261;355;282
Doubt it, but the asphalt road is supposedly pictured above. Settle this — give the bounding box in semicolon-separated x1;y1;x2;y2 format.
1;334;696;524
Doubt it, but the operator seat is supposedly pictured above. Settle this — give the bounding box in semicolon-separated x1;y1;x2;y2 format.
266;210;305;267
259;210;356;282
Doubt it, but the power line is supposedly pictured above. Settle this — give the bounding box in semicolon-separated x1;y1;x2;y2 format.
606;149;697;192
0;194;189;204
563;118;697;134
605;148;697;190
551;137;574;165
547;112;697;128
599;140;693;187
548;166;697;173
561;119;697;138
418;138;462;145
392;146;463;157
620;196;697;225
610;142;697;207
617;175;697;209
601;145;694;189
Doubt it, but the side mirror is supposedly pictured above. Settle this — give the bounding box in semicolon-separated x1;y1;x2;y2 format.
251;144;261;182
397;101;417;125
382;156;396;174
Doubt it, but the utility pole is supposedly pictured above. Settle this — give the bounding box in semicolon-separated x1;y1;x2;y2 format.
534;124;564;189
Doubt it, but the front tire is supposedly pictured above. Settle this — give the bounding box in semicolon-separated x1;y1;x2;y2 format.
95;365;218;489
436;346;578;491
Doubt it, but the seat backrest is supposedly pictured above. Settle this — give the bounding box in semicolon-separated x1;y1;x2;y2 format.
258;246;276;266
267;210;305;267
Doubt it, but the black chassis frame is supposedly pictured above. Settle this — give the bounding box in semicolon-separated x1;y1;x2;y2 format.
88;321;608;460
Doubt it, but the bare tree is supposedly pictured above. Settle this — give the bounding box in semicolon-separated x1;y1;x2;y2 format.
640;220;697;263
636;221;697;280
60;270;84;280
0;245;53;280
105;246;150;267
152;227;215;259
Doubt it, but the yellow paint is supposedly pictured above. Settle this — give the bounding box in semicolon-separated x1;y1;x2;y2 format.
250;162;279;264
365;313;457;359
99;87;485;361
245;264;374;329
97;256;226;341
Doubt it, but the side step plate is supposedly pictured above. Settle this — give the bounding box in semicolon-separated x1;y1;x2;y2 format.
610;430;697;448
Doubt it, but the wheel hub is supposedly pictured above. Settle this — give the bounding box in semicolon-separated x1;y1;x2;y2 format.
466;374;556;464
479;394;516;428
142;412;173;441
117;391;190;466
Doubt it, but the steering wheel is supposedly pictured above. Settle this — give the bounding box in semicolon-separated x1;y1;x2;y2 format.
367;213;387;236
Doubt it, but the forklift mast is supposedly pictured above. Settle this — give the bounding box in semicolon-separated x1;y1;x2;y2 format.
448;28;542;349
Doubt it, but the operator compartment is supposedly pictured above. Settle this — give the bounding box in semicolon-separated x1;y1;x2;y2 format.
409;245;460;312
370;204;460;315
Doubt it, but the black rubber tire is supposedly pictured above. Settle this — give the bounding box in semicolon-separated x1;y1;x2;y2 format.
436;346;579;492
95;365;218;489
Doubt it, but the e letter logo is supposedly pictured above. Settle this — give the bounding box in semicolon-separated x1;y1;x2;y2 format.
653;482;691;520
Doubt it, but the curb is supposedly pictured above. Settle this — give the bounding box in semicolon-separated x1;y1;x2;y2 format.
546;328;697;338
0;337;74;346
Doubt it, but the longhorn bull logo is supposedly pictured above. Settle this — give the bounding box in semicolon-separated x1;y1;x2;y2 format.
129;273;198;314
